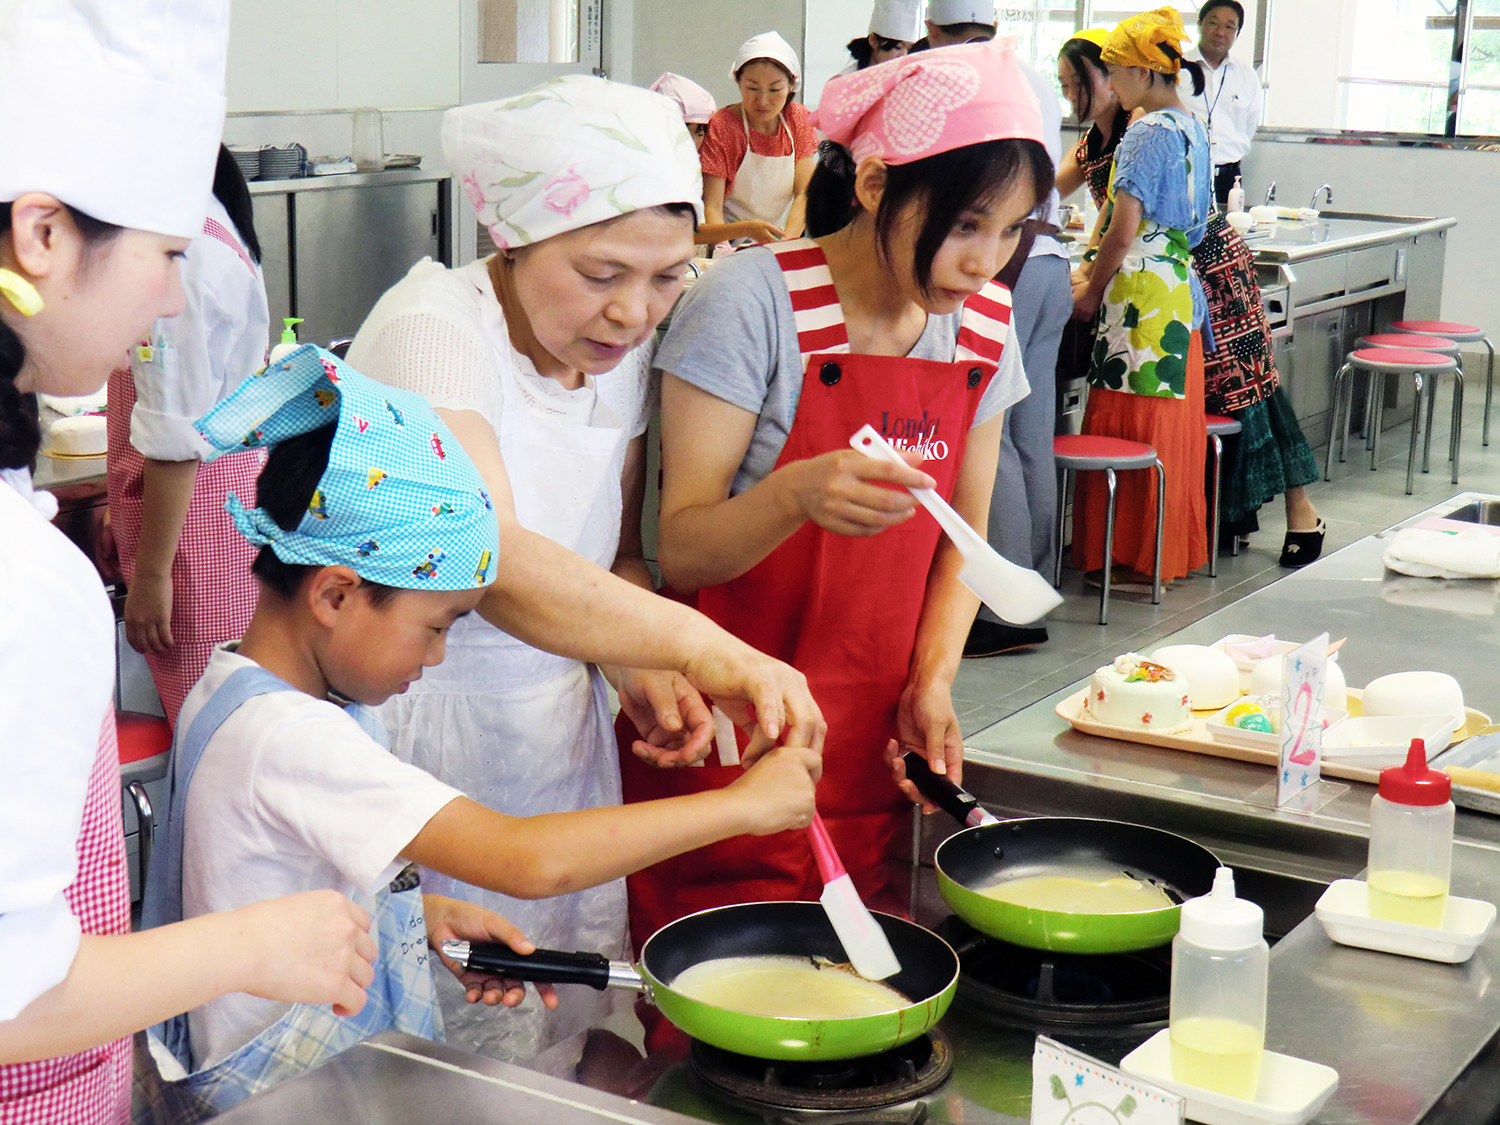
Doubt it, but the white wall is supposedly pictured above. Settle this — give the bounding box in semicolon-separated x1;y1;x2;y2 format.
631;0;805;108
804;0;869;110
226;0;462;113
1261;0;1349;129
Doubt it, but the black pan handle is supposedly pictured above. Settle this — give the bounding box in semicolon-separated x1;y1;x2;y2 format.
902;751;1000;829
440;941;644;992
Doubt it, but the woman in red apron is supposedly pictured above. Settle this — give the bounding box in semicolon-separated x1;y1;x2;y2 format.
0;8;377;1120
618;42;1054;1014
107;146;268;726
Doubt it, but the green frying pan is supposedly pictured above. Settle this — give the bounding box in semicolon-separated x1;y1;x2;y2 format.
443;900;958;1061
903;752;1220;953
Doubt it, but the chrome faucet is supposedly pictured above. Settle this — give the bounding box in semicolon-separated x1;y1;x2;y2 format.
1311;184;1333;210
1264;181;1276;205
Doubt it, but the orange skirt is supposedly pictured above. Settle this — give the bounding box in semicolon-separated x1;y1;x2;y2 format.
1071;331;1208;580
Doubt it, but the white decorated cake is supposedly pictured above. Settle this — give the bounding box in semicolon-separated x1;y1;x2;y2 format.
44;414;107;457
1150;644;1241;710
1085;653;1193;734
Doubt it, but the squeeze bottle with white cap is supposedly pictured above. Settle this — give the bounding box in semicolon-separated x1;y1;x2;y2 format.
268;317;304;364
1367;738;1454;927
1170;866;1267;1101
1226;176;1245;214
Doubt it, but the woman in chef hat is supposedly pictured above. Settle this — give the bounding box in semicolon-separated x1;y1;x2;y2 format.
620;41;1053;1048
0;1;378;1118
345;74;823;1066
841;0;924;73
698;30;817;246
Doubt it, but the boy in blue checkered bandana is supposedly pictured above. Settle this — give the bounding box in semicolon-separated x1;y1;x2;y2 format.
137;346;820;1114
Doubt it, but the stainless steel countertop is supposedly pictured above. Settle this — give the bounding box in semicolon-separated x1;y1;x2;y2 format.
32;452;106;492
1245;211;1456;264
247;167;449;195
213;1032;706;1124
957;491;1500;1123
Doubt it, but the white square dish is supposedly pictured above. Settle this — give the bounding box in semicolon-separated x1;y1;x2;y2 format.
1319;715;1460;767
1205;703;1347;752
1315;879;1495;963
1119;1028;1339;1125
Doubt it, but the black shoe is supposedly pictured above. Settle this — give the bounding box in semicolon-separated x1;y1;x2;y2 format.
1279;519;1327;568
963;619;1048;657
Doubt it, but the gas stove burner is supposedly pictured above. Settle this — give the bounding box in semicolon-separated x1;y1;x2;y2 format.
940;916;1170;1036
689;1029;953;1113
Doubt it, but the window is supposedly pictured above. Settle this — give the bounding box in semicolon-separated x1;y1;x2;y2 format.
995;1;1210;104
1340;0;1500;135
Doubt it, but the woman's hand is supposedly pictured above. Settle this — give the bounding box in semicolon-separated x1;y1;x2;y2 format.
784;449;934;537
726;220;785;244
233;891;377;1017
889;676;963;810
124;571;175;654
425;894;560;1010
610;666;717;767
1072;281;1102;323
680;639;826;766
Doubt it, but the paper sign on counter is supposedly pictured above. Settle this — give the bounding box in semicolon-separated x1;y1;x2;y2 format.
1277;632;1330;806
1031;1036;1182;1125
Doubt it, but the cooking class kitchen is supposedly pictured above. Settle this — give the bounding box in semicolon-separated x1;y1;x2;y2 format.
9;0;1500;1123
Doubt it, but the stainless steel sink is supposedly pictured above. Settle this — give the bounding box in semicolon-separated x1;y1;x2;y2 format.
1445;500;1500;526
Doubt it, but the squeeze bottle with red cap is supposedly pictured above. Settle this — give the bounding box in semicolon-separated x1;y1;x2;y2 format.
1367;738;1454;927
1170;866;1267;1101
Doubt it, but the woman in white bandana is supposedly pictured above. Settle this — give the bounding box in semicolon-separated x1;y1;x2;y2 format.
347;74;824;1066
0;3;382;1120
698;31;817;246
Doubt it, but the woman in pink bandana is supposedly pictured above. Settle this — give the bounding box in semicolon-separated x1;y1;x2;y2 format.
619;43;1054;1048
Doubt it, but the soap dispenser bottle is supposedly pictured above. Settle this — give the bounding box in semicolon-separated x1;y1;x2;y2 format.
1368;738;1454;927
1226;176;1245;214
268;317;305;364
1170;866;1267;1101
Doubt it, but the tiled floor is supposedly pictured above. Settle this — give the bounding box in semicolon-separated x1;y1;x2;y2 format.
955;387;1500;738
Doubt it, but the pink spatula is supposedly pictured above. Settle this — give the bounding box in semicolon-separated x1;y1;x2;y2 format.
808;814;902;980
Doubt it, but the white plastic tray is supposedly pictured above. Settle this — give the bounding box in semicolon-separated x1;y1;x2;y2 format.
1120;1028;1338;1125
1319;714;1460;767
1315;879;1496;963
1205;702;1348;753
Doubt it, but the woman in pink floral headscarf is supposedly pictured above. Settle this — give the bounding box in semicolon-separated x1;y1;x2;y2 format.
342;74;745;1067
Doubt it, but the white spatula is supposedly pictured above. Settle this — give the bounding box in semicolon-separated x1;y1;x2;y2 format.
849;424;1063;625
808;814;901;981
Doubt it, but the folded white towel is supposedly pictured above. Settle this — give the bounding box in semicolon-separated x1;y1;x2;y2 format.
1383;527;1500;579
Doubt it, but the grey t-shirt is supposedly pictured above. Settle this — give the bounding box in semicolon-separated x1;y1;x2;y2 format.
657;247;1029;496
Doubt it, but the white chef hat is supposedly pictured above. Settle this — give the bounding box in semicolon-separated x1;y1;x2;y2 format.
870;0;924;41
0;0;230;240
926;0;997;26
650;72;717;125
445;75;704;251
730;31;802;89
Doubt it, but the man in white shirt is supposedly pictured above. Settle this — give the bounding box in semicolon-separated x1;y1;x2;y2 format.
1182;0;1263;208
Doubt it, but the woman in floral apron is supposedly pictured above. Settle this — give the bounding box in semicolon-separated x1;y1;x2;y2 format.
0;7;379;1122
1061;24;1325;570
1069;9;1213;584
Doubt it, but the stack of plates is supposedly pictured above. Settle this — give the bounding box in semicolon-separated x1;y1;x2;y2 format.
229;145;261;181
258;144;306;180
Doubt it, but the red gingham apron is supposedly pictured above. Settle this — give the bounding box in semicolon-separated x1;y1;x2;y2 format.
0;714;132;1125
106;219;265;727
618;240;1011;1046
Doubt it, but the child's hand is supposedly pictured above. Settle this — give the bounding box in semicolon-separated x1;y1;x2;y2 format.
233;890;376;1017
728;744;821;835
424;894;560;1010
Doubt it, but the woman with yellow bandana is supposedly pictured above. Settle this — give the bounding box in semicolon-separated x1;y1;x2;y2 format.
1069;7;1212;585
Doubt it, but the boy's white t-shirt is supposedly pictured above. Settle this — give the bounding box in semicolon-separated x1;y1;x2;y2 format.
177;645;462;1070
